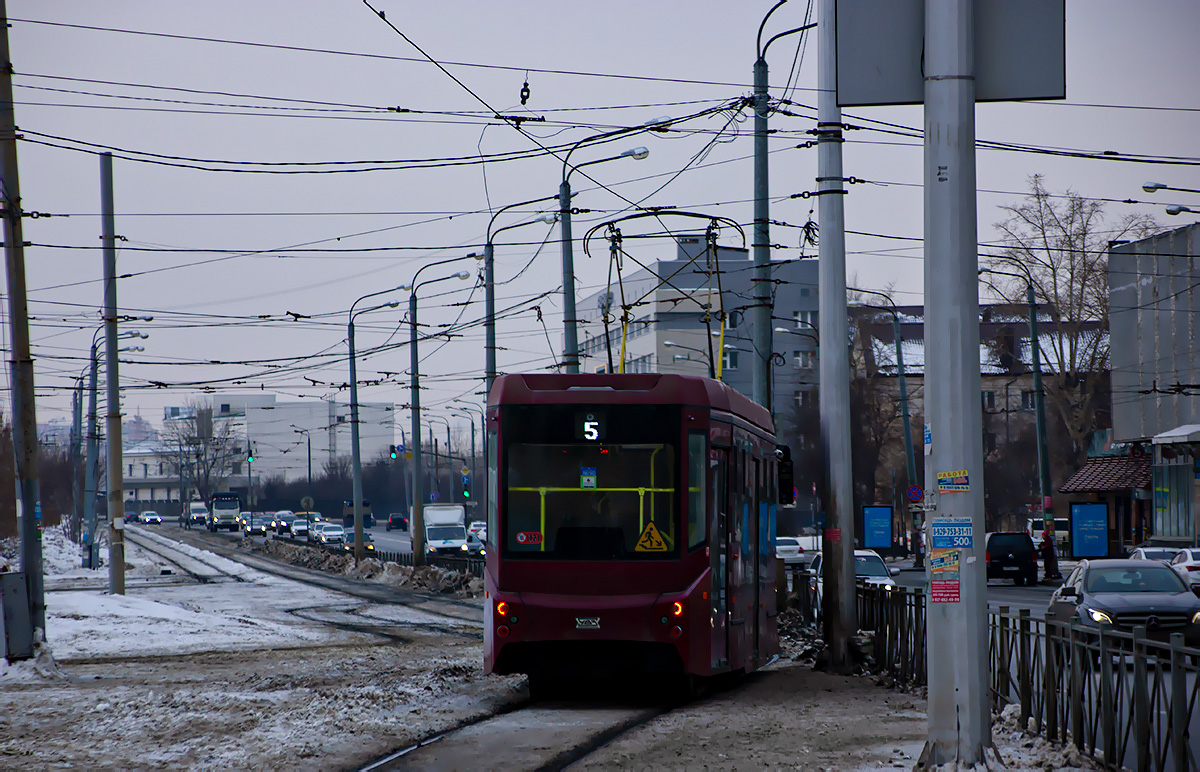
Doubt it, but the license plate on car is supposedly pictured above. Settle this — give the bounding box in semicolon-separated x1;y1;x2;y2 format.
1003;566;1018;571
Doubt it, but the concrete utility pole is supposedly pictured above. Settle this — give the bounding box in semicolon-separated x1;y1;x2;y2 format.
0;0;46;635
101;152;126;595
923;0;990;762
1027;281;1053;532
83;344;100;567
816;0;855;669
753;2;816;417
70;381;83;540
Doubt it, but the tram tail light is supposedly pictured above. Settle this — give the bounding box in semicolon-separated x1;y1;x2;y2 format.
496;625;510;638
496;601;509;617
672;601;684;617
669;625;683;639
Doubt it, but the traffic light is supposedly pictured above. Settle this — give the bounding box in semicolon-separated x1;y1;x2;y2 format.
247;445;254;463
389;444;397;460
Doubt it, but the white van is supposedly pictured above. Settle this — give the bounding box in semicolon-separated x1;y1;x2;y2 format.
187;502;209;526
1026;517;1070;546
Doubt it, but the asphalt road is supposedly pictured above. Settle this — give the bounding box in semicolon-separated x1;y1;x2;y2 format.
893;568;1056;616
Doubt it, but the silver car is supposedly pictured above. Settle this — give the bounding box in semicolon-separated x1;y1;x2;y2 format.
291;519;310;540
317;524;346;545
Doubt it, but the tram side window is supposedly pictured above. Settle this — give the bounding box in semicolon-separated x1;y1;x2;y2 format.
688;432;707;549
487;430;498;546
505;443;677;559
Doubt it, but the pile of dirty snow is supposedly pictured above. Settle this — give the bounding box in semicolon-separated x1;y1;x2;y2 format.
989;702;1102;771
244;537;355;572
346;558;484;597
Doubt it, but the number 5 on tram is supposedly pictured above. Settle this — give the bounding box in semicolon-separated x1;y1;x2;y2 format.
482;372;794;692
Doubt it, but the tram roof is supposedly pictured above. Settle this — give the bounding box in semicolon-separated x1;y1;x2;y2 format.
489;373;773;435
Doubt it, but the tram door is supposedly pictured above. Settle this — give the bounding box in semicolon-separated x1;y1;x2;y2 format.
751;456;761;661
710;447;729;671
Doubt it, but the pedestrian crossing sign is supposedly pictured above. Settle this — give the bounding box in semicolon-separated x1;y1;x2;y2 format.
635;521;668;552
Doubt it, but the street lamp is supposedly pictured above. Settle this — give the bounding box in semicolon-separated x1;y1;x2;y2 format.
348;287;408;563
753;1;818;416
979;265;1054;536
426;414;453;506
1143;182;1200;195
559;143;649;373
291;425;313;503
477;200;558;395
664;339;714;377
449;401;485;513
1166;205;1196;216
406;259;476;566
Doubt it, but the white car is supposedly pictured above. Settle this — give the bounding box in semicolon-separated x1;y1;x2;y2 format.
316;524;346;545
1169;548;1200;588
808;549;899;616
291;519;310;540
1130;546;1180;563
776;536;807;567
467;521;486;538
138;511;162;525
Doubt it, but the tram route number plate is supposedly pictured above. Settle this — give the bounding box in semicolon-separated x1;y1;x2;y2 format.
929;518;973;549
516;531;543;545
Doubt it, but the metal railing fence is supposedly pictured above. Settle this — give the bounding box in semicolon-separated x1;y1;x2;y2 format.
851;583;1200;771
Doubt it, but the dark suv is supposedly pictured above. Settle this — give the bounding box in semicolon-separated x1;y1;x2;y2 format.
387;513;408;531
986;532;1039;586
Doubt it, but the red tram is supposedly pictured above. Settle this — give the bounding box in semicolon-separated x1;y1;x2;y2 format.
483;373;792;690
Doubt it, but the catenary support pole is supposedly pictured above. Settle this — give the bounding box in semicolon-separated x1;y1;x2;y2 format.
101;152;125;595
923;0;990;762
0;0;45;633
752;49;773;414
409;294;426;565
83;344;100;566
816;0;855;670
558;180;580;373
1028;282;1053;532
70;381;83;542
349;317;364;562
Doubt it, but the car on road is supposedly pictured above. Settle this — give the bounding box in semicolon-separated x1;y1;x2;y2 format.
466;531;486;556
808;549;898;617
468;521;486;538
386;512;408;531
1168;549;1200;590
124;511;139;523
291;519;310;540
243;515;272;537
340;532;376;553
315;523;346;545
1047;559;1200;645
985;532;1039;586
776;536;807;567
272;512;295;536
1129;546;1180;563
137;511;162;525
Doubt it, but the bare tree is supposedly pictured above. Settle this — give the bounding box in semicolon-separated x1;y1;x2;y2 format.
157;402;244;502
989;175;1158;460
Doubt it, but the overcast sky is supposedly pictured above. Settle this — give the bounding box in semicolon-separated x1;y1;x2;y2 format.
4;0;1198;439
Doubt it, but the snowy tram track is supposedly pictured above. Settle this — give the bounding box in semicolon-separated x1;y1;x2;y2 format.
357;700;675;771
152;526;484;629
123;527;250;584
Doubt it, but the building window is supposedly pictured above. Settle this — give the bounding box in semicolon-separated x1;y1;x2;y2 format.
220;403;231;414
794;350;817;369
722;350;739;371
142;464;148;477
128;464;134;476
1020;390;1036;410
232;461;242;474
984;431;997;454
158;463;164;474
794;310;817;330
981;390;996;411
794;390;814;407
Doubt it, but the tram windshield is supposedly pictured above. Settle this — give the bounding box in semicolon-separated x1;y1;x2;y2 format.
505;443;677;559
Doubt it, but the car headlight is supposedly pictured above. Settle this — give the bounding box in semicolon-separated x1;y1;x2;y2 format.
1086;608;1113;624
1192;612;1200;625
460;544;469;551
883;584;896;591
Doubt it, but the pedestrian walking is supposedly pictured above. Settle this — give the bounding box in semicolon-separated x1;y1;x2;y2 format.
1040;529;1061;580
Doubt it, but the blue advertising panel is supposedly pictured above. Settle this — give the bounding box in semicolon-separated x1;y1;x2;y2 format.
1070;502;1108;558
863;506;893;550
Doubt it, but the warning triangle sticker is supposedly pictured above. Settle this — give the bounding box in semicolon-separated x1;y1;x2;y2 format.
635;521;668;552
